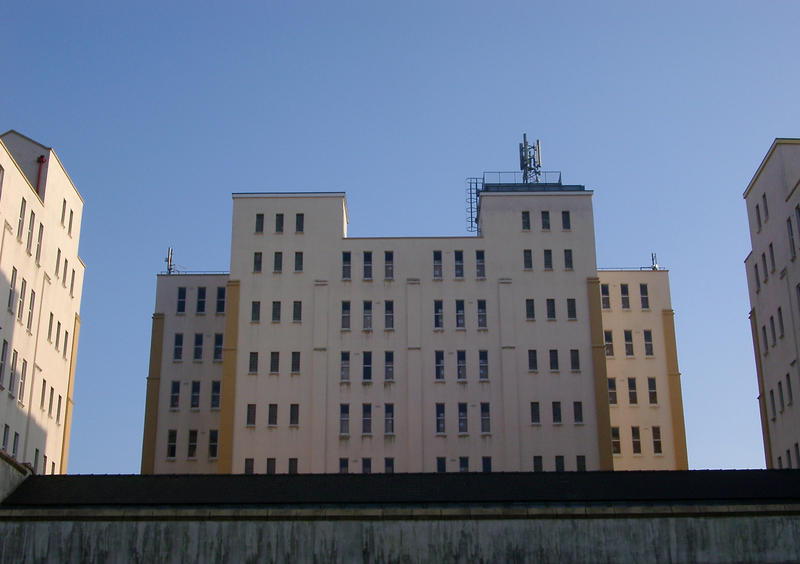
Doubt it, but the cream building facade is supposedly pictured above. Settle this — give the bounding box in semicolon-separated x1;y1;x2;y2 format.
0;130;84;475
142;171;686;474
744;138;800;469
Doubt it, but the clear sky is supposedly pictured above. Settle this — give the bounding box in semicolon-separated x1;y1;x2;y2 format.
4;1;799;473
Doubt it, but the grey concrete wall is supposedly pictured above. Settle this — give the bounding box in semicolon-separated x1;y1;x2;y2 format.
0;453;28;502
1;512;799;563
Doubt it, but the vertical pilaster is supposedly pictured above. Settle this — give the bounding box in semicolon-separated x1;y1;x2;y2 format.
406;278;423;472
218;280;240;474
140;313;163;474
311;280;329;472
587;277;613;470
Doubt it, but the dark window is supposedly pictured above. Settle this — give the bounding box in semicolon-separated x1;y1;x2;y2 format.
253;252;262;272
454;250;464;278
273;252;282;272
573;401;583;423
384;251;394;279
196;287;206;313
601;284;610;309
251;301;261;323
275;213;284;233
570;349;580;370
526;299;535;320
294;252;303;272
293;300;302;322
177;287;186;314
523;249;533;269
210;381;221;409
552;401;561;423
544;249;552;270
530;401;540;424
270;352;279;373
541;211;550;230
216;287;226;313
290;404;299;426
608;378;617;405
564;249;573;270
363;351;372;381
549;349;559;371
476;250;485;278
295;213;304;233
567;298;576;320
555;456;564;472
255;213;264;233
214;334;223;361
246;404;256;426
433;250;443;279
562;210;571;230
342;251;351;279
363;251;372;279
546;298;556;320
528;349;538;371
522;211;530;230
268;404;278;426
249;352;258;373
291;351;300;373
533;455;543;472
272;301;281;322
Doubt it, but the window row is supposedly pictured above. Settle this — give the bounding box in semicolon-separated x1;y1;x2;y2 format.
761;306;786;354
254;212;304;234
176;286;226;315
46;312;72;360
610;425;662;455
53;248;78;298
528;400;584;425
601;283;649;310
607;377;658;406
754;192;769;232
16;198;47;267
341;299;489;331
525;298;577;321
253;251;304;273
603;329;654;357
768;373;794;420
1;423;56;474
776;441;800;470
522;248;574;271
166;428;219;460
520;210;572;232
173;333;224;362
244;457;300;474
526;348;581;371
169;380;221;410
250;300;303;323
0;341;33;408
247;351;301;374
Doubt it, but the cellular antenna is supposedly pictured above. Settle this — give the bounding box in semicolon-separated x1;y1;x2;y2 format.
166;247;174;275
519;133;542;183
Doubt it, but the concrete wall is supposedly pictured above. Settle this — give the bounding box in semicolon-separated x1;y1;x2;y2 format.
0;506;798;563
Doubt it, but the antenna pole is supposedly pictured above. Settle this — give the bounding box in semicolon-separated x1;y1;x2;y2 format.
519;133;542;183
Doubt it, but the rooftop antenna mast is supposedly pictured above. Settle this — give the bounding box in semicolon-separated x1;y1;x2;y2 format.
519;133;542;183
166;247;174;275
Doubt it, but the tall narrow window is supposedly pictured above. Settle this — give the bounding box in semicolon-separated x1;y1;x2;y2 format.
26;290;35;332
476;250;485;278
295;213;304;233
573;401;583;423
481;403;491;433
570;349;580;370
341;301;351;329
290;404;299;426
435;403;445;433
17;198;26;239
26;211;35;253
173;333;183;361
769;243;776;272
384;300;394;329
246;404;256;426
435;350;445;380
216;287;226;313
167;430;177;458
340;404;350;435
543;249;553;270
648;377;658;404
763;193;769;220
384;403;394;434
562;210;571;230
564;249;573;270
611;427;621;454
7;267;15;311
342;251;351;279
294;252;303;272
270;351;280;373
196;287;206;313
632;426;641;454
434;300;443;328
644;330;654;356
363;251;372;279
291;351;300;373
292;300;302;322
457;350;466;380
479;350;489;380
546;298;556;320
384;351;394;381
608;378;617;404
477;300;487;328
523;249;533;269
762;253;768;281
628;378;638;404
384;250;394;279
624;330;634;356
454;250;464;278
362;351;372;382
363;300;372;330
340;352;350;382
251;301;261;322
35;224;43;264
253;252;262;273
787;373;794;405
60;199;66;225
552;401;562;423
255;213;264;233
68;210;73;236
458;403;468;433
778;308;785;338
191;381;200;409
433;250;443;279
214;334;223;361
210;381;221;409
791;218;798;260
248;352;258;373
362;403;372;434
177;287;186;314
437;457;446;473
604;331;613;356
273;251;283;272
530;402;540;424
521;211;530;230
193;334;203;360
567;298;577;320
69;270;75;297
601;284;610;309
271;301;280;322
209;430;219;459
652;426;662;454
533;456;543;471
755;203;762;230
528;349;538;371
549;349;559;371
19;360;27;402
541;210;550;230
620;284;630;309
275;213;284;233
525;299;535;320
456;300;465;327
385;458;394;473
0;340;7;389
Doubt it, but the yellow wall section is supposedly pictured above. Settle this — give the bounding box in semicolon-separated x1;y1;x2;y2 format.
140;314;164;475
587;277;614;470
218;281;240;474
661;309;688;470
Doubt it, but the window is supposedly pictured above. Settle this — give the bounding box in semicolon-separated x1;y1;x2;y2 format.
69;270;75;297
340;352;350;381
291;351;300;373
253;252;262;273
248;352;258;373
47;313;53;342
17;279;25;321
381;300;393;330
435;403;445;433
244;459;254;474
167;430;177;458
570;349;580;371
385;457;395;473
476;250;485;278
295;213;304;233
533;455;543;472
530;401;540;424
763;193;769;220
55;323;60;350
255;213;264;233
363;300;372;330
216;287;226;313
363;251;372;279
647;377;658;405
246;404;256;426
477;300;487;328
60;199;67;225
624;330;634;356
0;340;6;389
567;298;577;320
562;210;571;230
275;213;284;233
437;457;446;473
541;210;550;230
196;287;206;313
383;351;394;381
264;351;277;374
209;430;219;459
611;427;621;454
213;334;223;361
288;458;298;474
549;349;559;371
544;249;553;270
455;300;465;328
459;457;469;473
63;332;69;360
361;457;372;474
526;299;535;320
552;401;562;423
362;403;372;434
454;250;464;278
770;390;776;419
608;378;617;404
604;331;614;356
628;378;638;404
273;251;283;272
16;359;26;403
339;458;349;473
521;211;530;230
755;203;763;230
384;251;394;279
193;333;203;360
573;401;583;424
620;284;630;309
266;458;275;474
790;219;798;260
640;284;650;309
35;224;43;264
546;298;556;320
457;350;466;380
433;250;443;279
362;351;372;382
12;433;18;459
26;290;35;332
434;300;443;328
481;457;492;473
292;300;302;322
342;251;351;279
251;301;261;323
644;330;654;356
68;210;74;236
480;403;491;433
7;267;16;311
294;252;303;272
17;198;25;239
341;301;351;329
26;211;35;253
40;379;46;410
577;455;586;472
555;456;565;472
173;334;183;361
523;249;533;270
769;243;776;272
601;284;610;309
1;425;7;452
290;403;299;426
564;249;573;270
63;259;68;286
632;426;641;454
458;403;468;433
435;350;445;380
210;381;221;409
787;373;794;405
479;350;489;380
762;253;768;281
177;287;186;314
527;349;538;371
385;403;395;434
762;326;769;353
191;381;200;408
340;404;350;435
187;430;198;458
779;308;785;338
271;301;280;322
779;382;785;412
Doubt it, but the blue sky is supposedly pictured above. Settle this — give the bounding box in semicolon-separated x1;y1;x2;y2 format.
4;2;799;473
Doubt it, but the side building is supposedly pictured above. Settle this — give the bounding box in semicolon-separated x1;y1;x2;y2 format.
744;138;800;469
142;164;686;474
0;130;84;474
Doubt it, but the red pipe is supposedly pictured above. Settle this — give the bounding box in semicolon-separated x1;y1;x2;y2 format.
35;155;46;193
